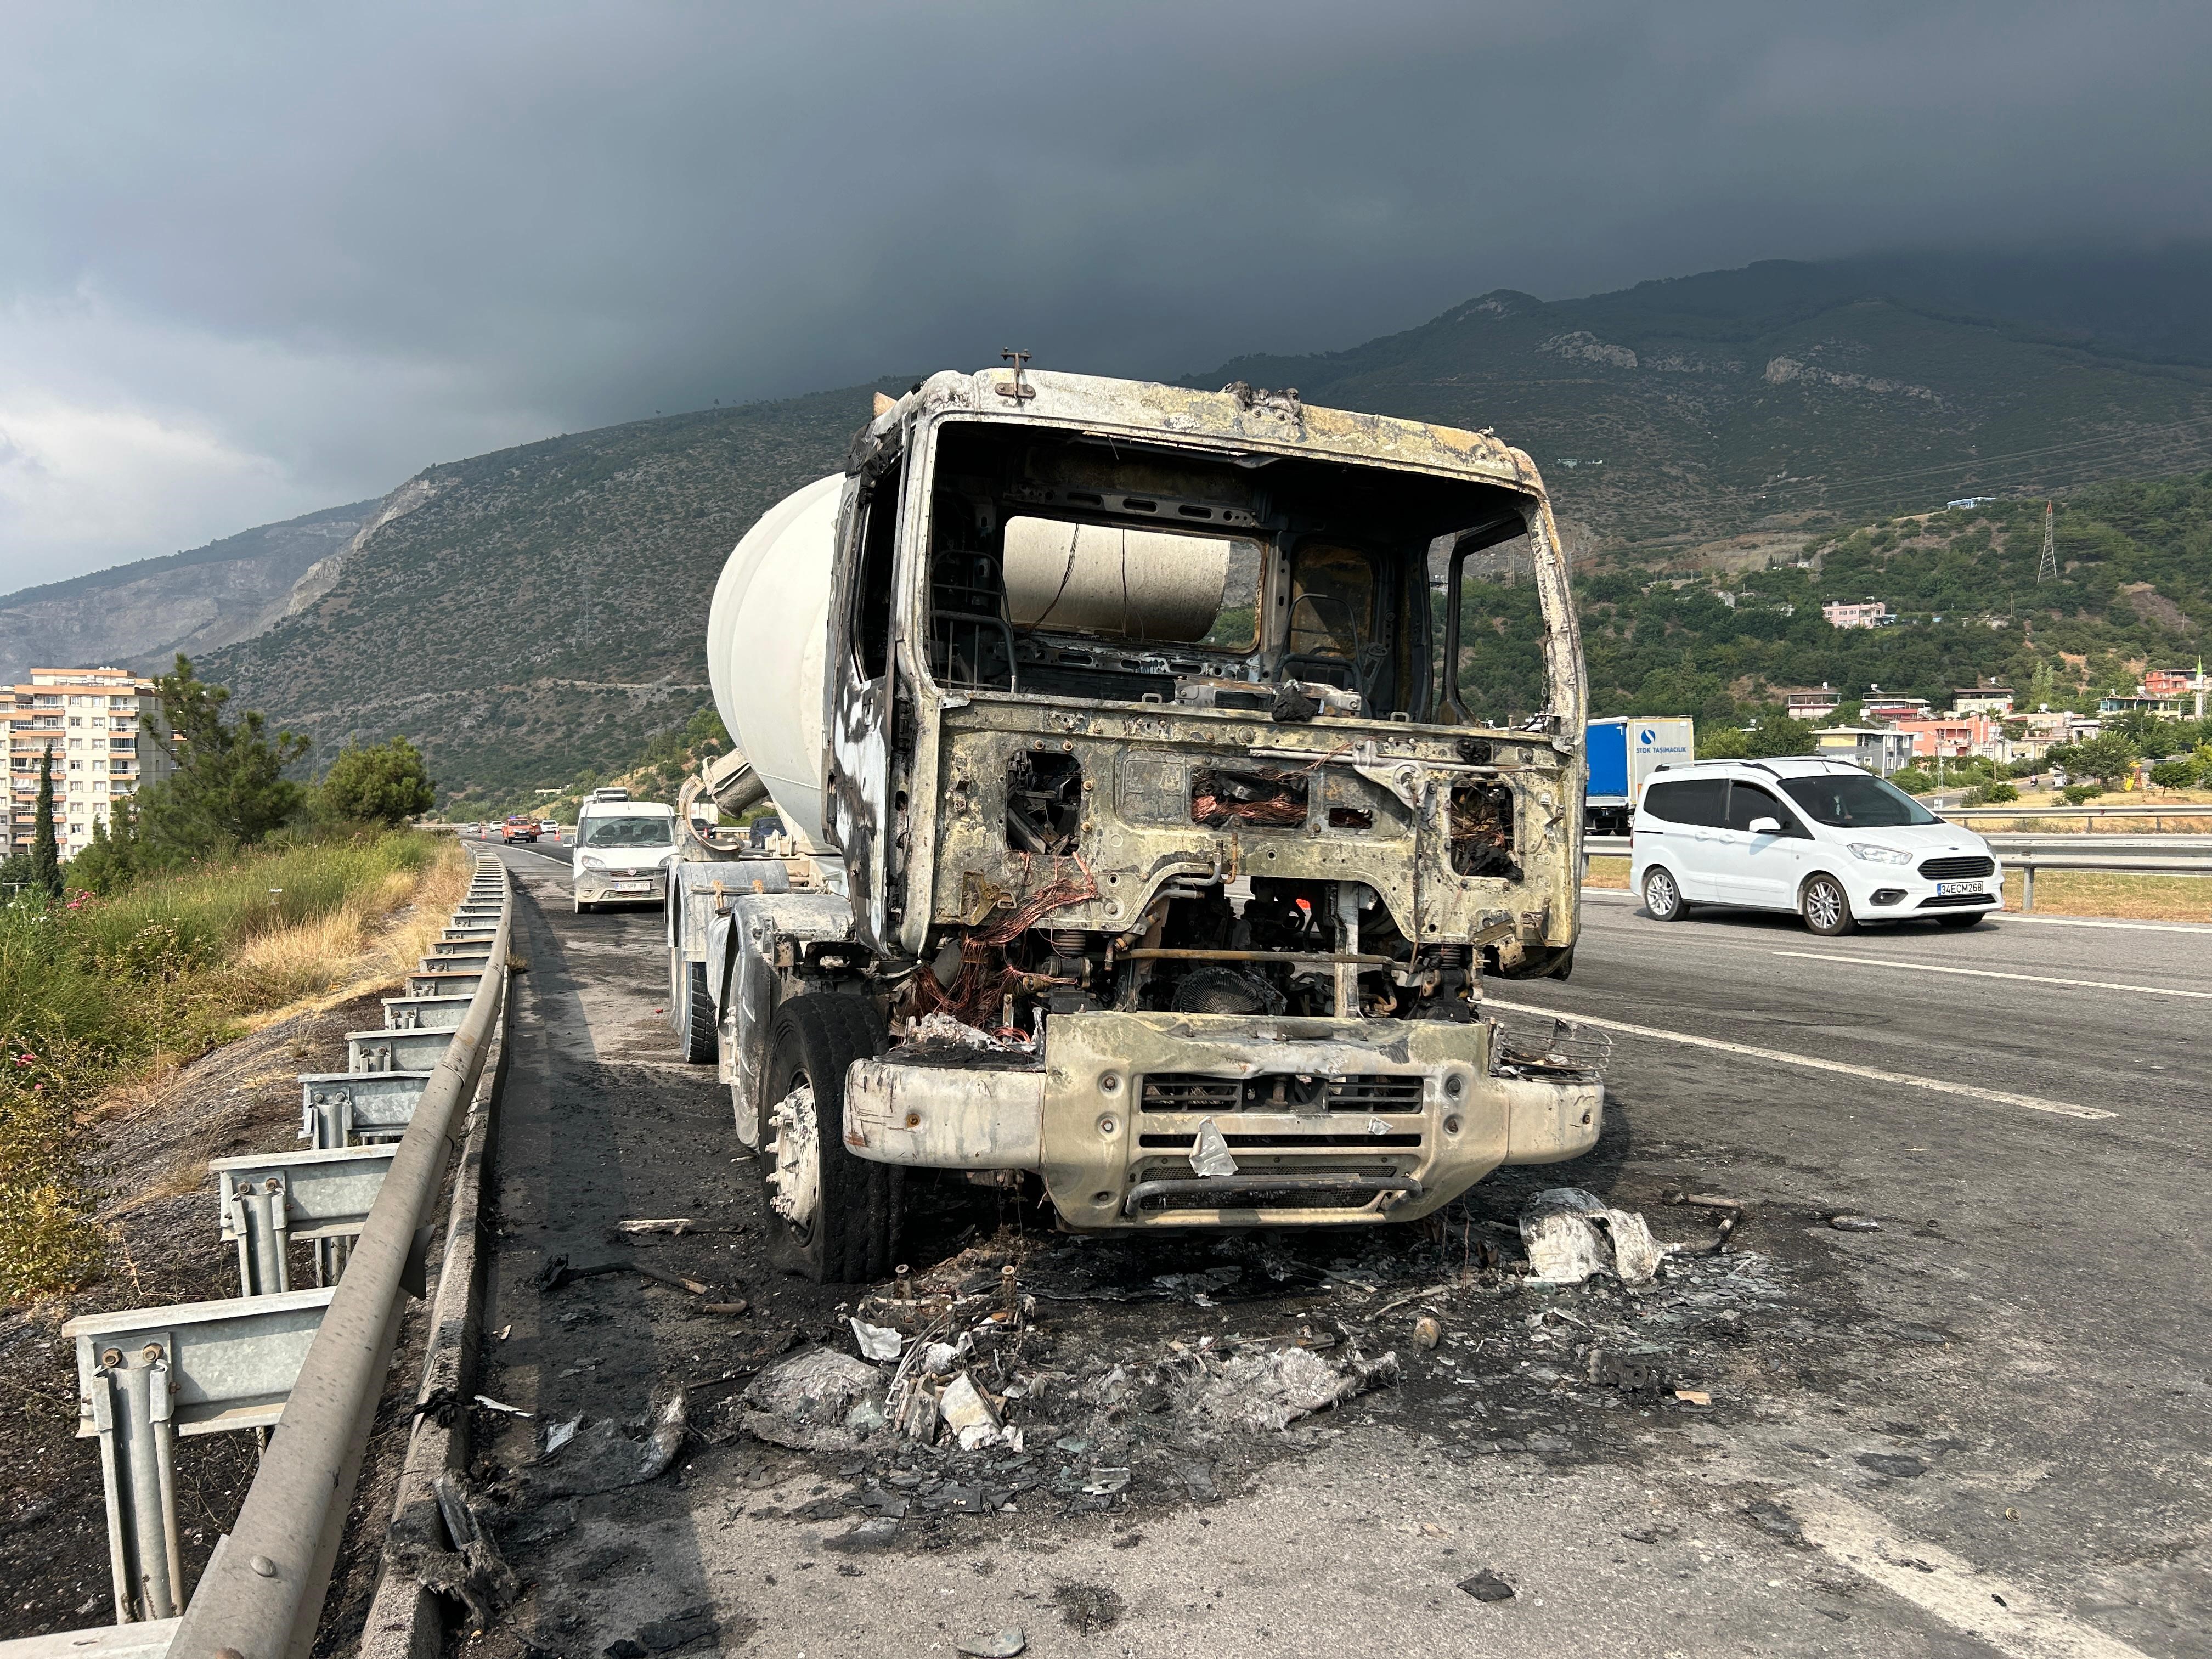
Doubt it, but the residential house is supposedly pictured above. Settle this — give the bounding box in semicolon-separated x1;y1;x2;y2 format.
1813;727;1916;776
1884;714;1999;759
1951;685;2015;716
1781;684;1841;720
1821;600;1894;629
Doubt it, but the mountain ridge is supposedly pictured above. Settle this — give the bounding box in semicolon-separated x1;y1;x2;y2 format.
70;245;2212;795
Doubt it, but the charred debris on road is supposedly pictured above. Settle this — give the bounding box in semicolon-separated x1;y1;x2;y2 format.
470;1180;1862;1564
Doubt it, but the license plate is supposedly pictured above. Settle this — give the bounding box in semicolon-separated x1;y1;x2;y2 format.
613;881;653;893
1936;881;1983;896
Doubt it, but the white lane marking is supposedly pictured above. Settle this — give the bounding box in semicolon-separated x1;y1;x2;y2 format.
1483;997;2115;1121
1786;1486;2150;1659
1773;949;2212;1000
1992;911;2212;936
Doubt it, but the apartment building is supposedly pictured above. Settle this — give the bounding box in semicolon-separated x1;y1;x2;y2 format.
3;667;174;861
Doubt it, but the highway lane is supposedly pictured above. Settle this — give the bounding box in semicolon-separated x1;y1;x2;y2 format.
465;839;2210;1657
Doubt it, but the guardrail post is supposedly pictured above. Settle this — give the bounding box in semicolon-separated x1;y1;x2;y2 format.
86;1341;185;1621
220;1177;292;1296
2022;865;2036;912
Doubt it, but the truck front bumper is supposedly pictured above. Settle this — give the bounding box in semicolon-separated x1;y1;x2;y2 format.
844;1009;1601;1229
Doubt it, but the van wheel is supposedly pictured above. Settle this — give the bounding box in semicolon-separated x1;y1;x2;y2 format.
1643;867;1689;921
679;961;715;1063
761;995;897;1284
1801;874;1855;936
574;896;594;915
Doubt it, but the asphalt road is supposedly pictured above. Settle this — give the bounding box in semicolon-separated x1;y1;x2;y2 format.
464;836;2210;1659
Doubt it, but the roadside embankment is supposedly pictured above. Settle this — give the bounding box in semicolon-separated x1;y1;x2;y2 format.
0;832;467;1304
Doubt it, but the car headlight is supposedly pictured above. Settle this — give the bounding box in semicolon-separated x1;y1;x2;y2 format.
1847;843;1911;865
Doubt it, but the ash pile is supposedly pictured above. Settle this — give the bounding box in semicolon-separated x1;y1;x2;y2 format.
710;1186;1793;1542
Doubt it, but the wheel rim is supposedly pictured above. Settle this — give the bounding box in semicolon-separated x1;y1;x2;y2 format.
764;1079;820;1237
1806;881;1842;929
1647;870;1677;916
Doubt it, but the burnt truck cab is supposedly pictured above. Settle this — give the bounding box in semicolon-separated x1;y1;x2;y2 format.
785;365;1599;1235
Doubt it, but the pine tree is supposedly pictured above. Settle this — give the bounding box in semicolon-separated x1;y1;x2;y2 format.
30;743;61;899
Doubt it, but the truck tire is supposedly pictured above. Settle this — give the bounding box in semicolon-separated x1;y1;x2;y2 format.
678;961;715;1063
760;994;896;1284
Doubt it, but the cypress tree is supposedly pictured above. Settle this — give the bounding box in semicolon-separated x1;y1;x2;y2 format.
31;742;61;899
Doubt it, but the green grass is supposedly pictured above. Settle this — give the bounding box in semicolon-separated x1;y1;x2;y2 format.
0;831;443;1303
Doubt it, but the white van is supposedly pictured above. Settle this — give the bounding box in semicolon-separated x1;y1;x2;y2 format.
572;799;679;913
1630;757;2000;935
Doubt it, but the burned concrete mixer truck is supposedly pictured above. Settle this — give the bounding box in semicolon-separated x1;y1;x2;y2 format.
665;366;1601;1282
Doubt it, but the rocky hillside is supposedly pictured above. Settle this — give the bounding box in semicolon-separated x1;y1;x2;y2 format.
202;381;909;799
0;500;377;687
1195;255;2212;552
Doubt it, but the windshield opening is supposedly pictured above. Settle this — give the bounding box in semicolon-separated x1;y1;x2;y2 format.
583;815;674;849
1779;772;1937;828
922;419;1543;719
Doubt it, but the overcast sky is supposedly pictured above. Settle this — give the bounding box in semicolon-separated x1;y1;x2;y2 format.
2;1;2208;591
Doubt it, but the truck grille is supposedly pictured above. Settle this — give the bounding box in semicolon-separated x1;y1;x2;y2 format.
1918;855;1994;880
1138;1073;1425;1113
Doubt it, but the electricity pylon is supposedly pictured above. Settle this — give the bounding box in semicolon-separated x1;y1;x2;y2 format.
2036;501;2057;583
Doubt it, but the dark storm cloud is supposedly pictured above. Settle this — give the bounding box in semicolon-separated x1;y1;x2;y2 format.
3;1;2208;584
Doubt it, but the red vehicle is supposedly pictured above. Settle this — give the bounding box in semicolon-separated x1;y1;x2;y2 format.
500;815;539;843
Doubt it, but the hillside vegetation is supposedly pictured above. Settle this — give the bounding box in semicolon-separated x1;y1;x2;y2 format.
1456;472;2212;727
205;381;910;797
0;832;461;1301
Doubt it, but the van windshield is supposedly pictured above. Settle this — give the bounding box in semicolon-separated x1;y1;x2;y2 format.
1779;774;1938;828
583;816;674;849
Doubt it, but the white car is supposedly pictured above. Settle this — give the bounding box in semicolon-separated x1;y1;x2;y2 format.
1630;757;2000;935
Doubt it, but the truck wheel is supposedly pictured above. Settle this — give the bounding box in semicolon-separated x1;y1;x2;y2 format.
1642;866;1689;921
761;995;896;1284
1801;873;1855;936
678;961;715;1063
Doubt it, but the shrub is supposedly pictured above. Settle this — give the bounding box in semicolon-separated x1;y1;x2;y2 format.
1889;767;1936;795
317;736;436;828
2060;783;2105;804
1960;781;2019;805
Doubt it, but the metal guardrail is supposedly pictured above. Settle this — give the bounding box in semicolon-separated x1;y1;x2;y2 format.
163;858;510;1659
1585;834;2212;862
1936;804;2212;825
22;856;513;1659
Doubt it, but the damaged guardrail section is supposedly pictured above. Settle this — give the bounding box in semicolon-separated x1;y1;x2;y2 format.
160;859;511;1659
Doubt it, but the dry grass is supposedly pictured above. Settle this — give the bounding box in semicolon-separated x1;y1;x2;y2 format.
1585;856;1631;890
232;842;471;1028
2002;870;2212;923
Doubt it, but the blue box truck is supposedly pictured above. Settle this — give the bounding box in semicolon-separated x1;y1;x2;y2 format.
1585;716;1694;834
